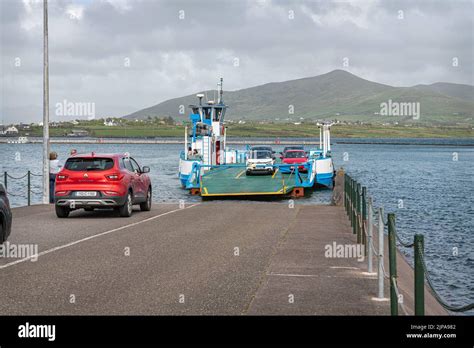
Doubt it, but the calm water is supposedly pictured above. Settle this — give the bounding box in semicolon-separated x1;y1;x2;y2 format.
0;138;473;310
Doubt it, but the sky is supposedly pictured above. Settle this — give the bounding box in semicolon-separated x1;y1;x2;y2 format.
1;0;473;124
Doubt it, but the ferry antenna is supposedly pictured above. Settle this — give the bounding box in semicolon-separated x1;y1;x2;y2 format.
218;77;223;104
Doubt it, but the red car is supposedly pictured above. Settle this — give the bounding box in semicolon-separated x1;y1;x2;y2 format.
281;149;308;172
0;183;12;243
54;153;152;218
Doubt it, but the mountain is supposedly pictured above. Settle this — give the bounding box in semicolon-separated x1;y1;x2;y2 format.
413;82;474;102
123;70;474;125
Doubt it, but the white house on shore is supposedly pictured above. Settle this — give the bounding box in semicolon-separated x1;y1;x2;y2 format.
6;126;19;135
104;118;118;126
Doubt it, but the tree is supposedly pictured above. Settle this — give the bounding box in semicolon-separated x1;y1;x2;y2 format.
164;116;175;125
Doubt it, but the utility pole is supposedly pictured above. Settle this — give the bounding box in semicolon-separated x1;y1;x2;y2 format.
42;0;50;204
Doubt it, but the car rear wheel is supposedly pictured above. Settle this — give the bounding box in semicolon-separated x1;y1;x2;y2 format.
55;205;70;218
140;188;152;211
119;192;133;217
0;219;4;243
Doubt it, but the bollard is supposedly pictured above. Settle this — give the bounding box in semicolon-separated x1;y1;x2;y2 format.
27;171;31;206
3;172;7;190
388;213;398;315
377;207;385;299
414;234;425;316
367;196;373;273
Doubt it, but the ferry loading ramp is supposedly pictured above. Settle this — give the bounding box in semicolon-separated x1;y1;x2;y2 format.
197;163;312;197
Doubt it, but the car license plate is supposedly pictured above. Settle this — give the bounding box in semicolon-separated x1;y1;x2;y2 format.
75;191;97;197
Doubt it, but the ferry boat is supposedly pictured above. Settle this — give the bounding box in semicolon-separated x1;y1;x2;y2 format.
178;78;334;197
178;78;248;187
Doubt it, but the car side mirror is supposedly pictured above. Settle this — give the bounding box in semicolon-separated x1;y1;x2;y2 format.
141;166;150;173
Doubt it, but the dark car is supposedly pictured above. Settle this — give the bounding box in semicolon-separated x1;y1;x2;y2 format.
250;146;275;159
0;183;12;243
55;153;152;218
282;145;304;154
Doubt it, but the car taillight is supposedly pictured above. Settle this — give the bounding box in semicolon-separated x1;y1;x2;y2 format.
105;173;121;181
55;190;69;196
104;191;119;195
57;174;68;181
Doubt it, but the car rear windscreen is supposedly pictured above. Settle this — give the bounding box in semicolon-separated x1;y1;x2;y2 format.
285;151;306;158
250;150;272;159
64;158;114;171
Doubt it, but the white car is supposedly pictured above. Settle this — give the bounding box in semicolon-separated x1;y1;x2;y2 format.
246;150;275;175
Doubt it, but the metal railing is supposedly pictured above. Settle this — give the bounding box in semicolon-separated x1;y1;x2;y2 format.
344;173;474;316
3;171;43;206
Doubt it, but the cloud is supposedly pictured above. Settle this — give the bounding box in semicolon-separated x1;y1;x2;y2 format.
1;0;472;123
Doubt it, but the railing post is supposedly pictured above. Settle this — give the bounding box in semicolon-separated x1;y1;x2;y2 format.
356;183;361;243
351;179;356;234
346;175;350;216
414;234;425;316
367;196;373;273
294;165;299;186
362;186;367;250
27;170;31;206
3;172;7;190
377;207;385;299
351;179;355;232
344;174;347;214
388;213;398;315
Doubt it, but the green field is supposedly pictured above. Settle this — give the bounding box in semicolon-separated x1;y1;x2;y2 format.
19;122;473;139
225;123;473;138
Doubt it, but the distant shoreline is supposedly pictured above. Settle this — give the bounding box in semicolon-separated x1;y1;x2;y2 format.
1;137;472;146
2;122;472;140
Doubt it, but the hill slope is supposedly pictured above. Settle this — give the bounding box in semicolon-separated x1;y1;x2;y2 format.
413;82;474;102
123;70;474;125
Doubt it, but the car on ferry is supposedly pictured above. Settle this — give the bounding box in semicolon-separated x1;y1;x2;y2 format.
250;146;276;159
281;149;308;173
281;145;305;157
0;183;12;243
246;149;275;175
54;153;152;218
